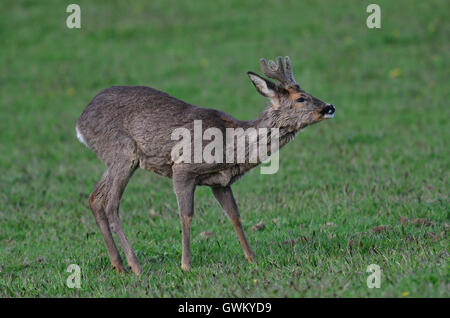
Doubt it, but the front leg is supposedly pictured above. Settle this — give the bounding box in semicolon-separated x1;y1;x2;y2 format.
173;172;196;272
211;186;256;263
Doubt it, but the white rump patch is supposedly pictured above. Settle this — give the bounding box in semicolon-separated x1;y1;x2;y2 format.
76;125;88;147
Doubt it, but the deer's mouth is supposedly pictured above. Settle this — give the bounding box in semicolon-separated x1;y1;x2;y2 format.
321;105;335;119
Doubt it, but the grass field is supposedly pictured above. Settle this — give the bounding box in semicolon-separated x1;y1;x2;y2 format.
0;0;449;297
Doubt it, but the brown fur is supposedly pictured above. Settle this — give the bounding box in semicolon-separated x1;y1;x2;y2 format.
76;56;334;274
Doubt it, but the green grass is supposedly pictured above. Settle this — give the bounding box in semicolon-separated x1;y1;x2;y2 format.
0;0;449;297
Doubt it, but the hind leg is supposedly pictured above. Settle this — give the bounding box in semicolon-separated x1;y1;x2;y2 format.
89;173;126;273
104;160;142;275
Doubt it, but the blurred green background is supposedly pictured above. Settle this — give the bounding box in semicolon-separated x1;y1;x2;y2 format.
0;0;448;297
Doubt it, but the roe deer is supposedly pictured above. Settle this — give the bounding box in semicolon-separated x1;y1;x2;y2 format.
76;56;335;275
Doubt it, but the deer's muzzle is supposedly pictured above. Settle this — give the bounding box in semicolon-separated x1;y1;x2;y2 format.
321;104;335;119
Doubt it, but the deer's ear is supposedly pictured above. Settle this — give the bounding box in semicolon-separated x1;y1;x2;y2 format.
247;72;278;99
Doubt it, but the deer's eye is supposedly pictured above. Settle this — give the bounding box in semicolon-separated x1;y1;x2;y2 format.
296;97;307;103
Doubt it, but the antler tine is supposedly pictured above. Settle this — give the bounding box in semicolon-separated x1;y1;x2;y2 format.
259;56;296;87
268;59;278;71
259;58;282;84
284;56;296;84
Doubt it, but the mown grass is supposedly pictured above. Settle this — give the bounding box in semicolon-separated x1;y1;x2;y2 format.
0;0;448;297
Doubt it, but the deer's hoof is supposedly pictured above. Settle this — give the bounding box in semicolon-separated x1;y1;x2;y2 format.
113;264;128;274
246;253;256;263
181;263;192;272
130;264;142;276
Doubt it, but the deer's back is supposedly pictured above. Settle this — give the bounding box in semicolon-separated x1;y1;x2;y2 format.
76;86;241;178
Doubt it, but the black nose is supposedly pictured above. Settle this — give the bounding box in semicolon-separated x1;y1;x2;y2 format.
322;104;335;115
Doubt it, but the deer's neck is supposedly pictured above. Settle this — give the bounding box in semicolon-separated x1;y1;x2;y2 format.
244;108;272;129
244;107;306;148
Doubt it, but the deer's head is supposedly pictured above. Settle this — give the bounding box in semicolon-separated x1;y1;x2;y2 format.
248;56;335;130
